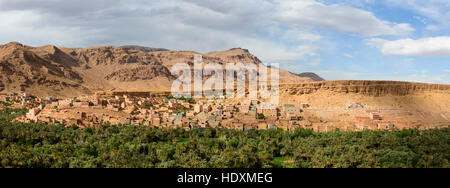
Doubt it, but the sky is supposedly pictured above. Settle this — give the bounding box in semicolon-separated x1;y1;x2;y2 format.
0;0;449;84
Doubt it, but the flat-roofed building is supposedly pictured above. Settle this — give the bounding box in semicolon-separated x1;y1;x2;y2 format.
370;113;382;120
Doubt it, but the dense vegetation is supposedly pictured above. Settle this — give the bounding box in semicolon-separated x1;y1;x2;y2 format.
0;108;448;168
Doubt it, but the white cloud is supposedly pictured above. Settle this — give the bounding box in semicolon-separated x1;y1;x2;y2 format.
413;16;427;25
382;0;450;31
394;58;415;70
344;53;355;58
0;0;413;51
400;74;449;84
315;70;450;84
282;29;323;42
295;32;323;42
444;69;450;73
306;59;321;67
274;0;414;36
0;0;323;63
365;37;450;57
315;70;370;80
426;25;440;31
237;39;320;63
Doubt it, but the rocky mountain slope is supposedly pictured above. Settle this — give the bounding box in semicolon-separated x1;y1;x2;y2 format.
0;42;90;97
295;72;325;81
0;42;316;97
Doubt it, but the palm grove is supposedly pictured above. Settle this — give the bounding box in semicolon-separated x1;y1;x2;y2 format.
0;108;448;168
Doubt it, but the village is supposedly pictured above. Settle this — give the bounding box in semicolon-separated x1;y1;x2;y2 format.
0;92;439;132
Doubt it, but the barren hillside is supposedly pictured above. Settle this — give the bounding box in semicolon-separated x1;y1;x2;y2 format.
0;42;90;97
0;42;314;97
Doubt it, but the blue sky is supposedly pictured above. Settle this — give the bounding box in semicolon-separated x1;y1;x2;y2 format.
0;0;449;84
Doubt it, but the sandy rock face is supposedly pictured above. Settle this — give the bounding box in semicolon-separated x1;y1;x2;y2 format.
280;81;450;96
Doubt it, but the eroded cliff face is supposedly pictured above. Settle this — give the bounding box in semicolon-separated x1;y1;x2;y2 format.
281;81;450;96
278;81;450;131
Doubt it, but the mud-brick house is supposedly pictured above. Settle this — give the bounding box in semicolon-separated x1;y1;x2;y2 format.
240;103;250;114
244;125;254;131
289;120;299;126
282;104;298;114
131;119;141;125
141;120;151;126
268;124;278;130
232;121;244;130
58;99;73;108
174;117;183;127
301;103;310;109
280;120;297;130
257;122;268;130
51;101;58;108
224;104;234;112
26;108;41;122
378;123;395;130
181;102;191;109
222;111;232;119
186;111;195;118
214;108;223;116
220;119;232;128
92;98;102;106
152;118;161;127
263;108;278;120
194;104;203;113
0;94;8;102
370;113;382;120
286;112;301;121
76;112;87;120
241;100;251;106
355;116;377;130
209;121;219;128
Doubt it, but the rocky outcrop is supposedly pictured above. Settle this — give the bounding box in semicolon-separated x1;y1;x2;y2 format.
105;66;175;81
205;48;263;64
281;81;450;96
62;46;164;66
119;45;169;52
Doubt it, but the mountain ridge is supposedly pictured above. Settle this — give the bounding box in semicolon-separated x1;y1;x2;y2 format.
0;42;318;97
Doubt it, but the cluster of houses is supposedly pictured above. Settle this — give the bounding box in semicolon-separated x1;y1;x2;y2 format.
3;91;314;130
1;92;401;132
